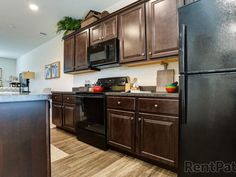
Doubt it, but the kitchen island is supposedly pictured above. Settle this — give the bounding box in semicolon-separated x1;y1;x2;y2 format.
0;94;51;177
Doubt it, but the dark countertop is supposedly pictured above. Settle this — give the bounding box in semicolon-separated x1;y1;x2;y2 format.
51;91;179;98
105;92;179;98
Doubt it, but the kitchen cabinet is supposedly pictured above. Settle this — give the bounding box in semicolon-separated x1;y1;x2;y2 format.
146;0;179;59
119;4;146;63
63;103;76;132
107;95;179;168
64;36;75;73
138;113;178;167
51;93;77;133
90;16;117;45
75;29;89;70
107;109;135;152
52;103;63;127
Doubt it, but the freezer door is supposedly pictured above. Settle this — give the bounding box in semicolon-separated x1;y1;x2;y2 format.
179;72;236;177
179;0;236;74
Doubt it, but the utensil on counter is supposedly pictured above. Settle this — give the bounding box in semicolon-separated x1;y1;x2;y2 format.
156;62;175;92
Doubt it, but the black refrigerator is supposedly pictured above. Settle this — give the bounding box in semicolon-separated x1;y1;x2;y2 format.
178;0;236;177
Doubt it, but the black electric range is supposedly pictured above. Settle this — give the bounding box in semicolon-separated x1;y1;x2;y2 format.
73;77;129;150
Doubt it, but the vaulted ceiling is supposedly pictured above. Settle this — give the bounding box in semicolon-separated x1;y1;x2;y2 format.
0;0;120;59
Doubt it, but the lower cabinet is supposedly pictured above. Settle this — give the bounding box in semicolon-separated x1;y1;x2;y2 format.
107;96;179;168
138;113;178;167
52;93;76;133
63;103;76;132
52;103;63;127
107;109;135;152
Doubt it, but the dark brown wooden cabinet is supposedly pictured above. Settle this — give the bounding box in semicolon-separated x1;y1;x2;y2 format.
75;29;89;70
138;113;178;168
90;23;103;45
64;36;75;72
51;93;77;133
119;4;146;63
63;103;76;132
146;0;179;59
107;95;179;168
52;103;63;127
107;109;135;152
90;16;117;45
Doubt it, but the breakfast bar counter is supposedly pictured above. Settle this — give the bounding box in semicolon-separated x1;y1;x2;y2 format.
0;94;51;177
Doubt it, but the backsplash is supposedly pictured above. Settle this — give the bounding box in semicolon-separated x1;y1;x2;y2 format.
73;61;179;87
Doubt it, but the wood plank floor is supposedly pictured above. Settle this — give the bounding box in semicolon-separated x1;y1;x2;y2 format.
51;128;177;177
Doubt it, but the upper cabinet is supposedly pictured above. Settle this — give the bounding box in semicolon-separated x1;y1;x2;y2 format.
146;0;179;59
64;36;75;73
64;30;89;73
75;29;89;70
119;5;146;63
90;16;117;45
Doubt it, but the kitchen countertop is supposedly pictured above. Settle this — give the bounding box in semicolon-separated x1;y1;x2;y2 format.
105;92;179;98
51;91;179;98
0;93;50;103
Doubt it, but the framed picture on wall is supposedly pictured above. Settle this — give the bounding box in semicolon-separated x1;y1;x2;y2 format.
45;64;51;79
51;62;60;79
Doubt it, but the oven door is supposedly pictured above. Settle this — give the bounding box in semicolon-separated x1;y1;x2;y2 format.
76;95;105;135
88;38;118;66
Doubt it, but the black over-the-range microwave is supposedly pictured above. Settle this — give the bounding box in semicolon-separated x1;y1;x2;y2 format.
88;38;119;67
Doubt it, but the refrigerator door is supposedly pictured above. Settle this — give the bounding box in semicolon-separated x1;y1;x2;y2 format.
179;72;236;177
179;0;236;74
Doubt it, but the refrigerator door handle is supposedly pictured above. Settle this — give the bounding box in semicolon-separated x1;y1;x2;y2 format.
180;76;187;124
179;24;187;74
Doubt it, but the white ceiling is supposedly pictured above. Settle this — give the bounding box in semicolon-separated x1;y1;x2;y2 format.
0;0;119;59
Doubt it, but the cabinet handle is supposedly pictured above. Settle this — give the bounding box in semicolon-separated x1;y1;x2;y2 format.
149;51;152;55
117;101;121;105
130;117;134;120
138;118;142;121
141;53;145;56
154;104;158;108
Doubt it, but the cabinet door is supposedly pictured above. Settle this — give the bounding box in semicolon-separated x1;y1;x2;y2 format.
75;29;89;70
64;36;75;72
63;103;76;132
102;16;117;41
146;0;179;59
90;23;103;45
119;4;146;63
52;103;63;127
107;109;135;152
138;113;178;167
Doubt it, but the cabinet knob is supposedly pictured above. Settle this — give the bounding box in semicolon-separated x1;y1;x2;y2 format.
138;118;142;121
117;101;121;105
154;104;158;108
130;117;134;120
141;53;145;56
67;98;70;100
99;37;102;40
149;51;152;55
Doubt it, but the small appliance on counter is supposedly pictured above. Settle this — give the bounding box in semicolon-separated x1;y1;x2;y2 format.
73;76;129;150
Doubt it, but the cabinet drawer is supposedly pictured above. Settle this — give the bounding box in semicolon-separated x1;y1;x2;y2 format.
63;95;76;104
52;94;62;103
138;98;179;115
107;96;135;111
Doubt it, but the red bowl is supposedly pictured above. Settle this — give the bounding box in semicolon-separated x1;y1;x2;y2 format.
93;86;104;93
166;87;177;93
